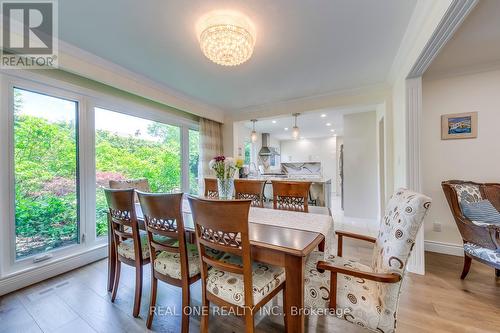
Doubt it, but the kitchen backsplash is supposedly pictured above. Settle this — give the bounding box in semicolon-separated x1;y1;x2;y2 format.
281;162;321;175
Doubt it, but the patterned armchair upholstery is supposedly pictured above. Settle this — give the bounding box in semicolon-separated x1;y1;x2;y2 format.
441;180;500;278
304;189;431;333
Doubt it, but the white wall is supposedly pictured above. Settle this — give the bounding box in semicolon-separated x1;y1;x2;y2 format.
280;137;337;184
343;111;379;219
422;69;500;246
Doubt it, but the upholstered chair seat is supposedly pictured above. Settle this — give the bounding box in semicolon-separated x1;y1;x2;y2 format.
463;243;500;268
304;189;431;333
154;243;201;279
206;253;286;307
305;251;382;330
117;233;174;260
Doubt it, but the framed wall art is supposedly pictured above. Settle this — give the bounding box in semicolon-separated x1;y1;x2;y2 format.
441;112;477;140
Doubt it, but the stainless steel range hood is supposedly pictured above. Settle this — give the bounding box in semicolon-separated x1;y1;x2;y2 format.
258;133;279;156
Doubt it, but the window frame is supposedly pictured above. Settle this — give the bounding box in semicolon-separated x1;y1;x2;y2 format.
0;71;199;278
2;78;86;273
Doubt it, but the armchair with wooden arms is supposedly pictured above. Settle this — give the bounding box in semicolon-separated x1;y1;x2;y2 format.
441;180;500;279
304;189;431;333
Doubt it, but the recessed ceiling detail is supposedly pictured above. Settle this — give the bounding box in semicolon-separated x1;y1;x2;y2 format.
58;0;417;111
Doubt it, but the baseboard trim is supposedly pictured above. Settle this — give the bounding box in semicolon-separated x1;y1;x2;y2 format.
425;240;463;257
0;245;107;296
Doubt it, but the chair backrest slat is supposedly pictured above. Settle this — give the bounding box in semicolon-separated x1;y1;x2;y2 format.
272;181;311;212
234;179;266;207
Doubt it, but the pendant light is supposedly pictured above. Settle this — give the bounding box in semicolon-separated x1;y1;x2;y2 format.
250;119;258;143
292;113;300;140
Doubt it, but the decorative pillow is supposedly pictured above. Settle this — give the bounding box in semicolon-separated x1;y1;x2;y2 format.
461;200;500;225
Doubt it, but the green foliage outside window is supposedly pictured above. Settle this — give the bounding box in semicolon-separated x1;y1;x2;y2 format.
14;90;79;258
94;114;182;237
13;90;196;257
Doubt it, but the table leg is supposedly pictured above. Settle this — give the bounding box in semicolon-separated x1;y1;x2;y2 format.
107;213;115;292
284;254;305;333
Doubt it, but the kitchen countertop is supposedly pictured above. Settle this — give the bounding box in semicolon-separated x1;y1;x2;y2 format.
246;176;331;183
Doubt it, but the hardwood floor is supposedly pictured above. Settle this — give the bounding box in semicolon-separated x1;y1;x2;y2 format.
1;239;498;333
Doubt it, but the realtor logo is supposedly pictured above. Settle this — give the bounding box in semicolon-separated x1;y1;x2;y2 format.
1;0;58;68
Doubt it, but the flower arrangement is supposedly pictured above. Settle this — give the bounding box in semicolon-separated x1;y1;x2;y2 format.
209;155;243;179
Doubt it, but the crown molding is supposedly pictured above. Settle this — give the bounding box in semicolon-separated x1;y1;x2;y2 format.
408;0;478;78
57;40;226;123
227;83;390;122
387;0;477;84
423;59;500;81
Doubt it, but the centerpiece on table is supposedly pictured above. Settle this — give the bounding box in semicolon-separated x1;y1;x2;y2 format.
209;155;244;199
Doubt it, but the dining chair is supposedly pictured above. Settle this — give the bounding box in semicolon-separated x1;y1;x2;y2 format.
303;189;431;333
204;178;218;198
136;192;200;332
187;196;286;333
104;188;150;317
109;178;150;202
234;179;266;207
271;180;312;212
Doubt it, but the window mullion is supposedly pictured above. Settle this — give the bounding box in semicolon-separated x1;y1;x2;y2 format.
181;126;189;193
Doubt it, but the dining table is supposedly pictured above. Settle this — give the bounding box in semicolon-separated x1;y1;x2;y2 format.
107;197;334;333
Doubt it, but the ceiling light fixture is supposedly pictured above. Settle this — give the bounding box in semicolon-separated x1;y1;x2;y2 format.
272;120;277;124
326;123;331;126
292;113;300;140
250;119;258;143
330;129;335;132
196;10;256;66
284;127;289;131
320;114;326;118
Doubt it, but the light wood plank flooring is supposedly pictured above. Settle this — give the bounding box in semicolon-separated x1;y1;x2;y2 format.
1;239;499;333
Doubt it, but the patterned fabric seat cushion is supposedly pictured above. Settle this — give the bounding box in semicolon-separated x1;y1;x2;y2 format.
117;233;174;260
154;243;200;279
153;243;224;279
206;254;285;307
464;243;500;268
304;251;382;330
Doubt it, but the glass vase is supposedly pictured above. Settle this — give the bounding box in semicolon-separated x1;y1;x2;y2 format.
217;178;234;200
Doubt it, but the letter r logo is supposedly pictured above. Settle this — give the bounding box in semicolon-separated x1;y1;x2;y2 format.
2;2;54;54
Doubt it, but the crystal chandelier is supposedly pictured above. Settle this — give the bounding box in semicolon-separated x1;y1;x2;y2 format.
197;10;256;66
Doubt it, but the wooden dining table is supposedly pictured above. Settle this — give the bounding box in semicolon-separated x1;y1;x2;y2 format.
107;198;332;333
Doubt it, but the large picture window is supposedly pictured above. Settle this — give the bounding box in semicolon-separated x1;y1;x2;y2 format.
94;107;182;236
13;88;79;259
2;76;198;278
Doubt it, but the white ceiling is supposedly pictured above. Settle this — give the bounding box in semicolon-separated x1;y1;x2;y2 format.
242;106;376;140
59;0;416;112
426;0;500;77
